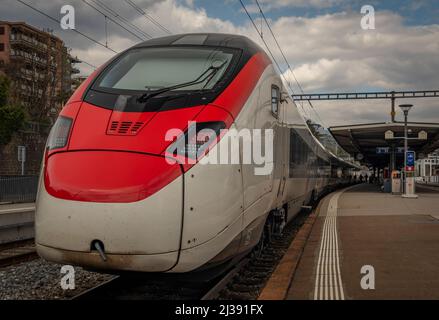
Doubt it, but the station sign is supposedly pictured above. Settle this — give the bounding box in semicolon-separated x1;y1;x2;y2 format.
376;147;389;154
17;145;26;162
17;145;26;176
376;147;405;154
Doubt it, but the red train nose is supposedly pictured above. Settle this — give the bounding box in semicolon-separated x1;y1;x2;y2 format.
44;97;234;203
45;151;181;203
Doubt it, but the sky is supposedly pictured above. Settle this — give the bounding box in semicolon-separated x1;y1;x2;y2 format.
1;0;438;126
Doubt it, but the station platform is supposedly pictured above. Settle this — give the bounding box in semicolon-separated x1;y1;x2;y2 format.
0;203;35;245
277;183;439;300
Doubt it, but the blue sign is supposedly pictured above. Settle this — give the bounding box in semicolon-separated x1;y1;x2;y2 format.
406;151;415;167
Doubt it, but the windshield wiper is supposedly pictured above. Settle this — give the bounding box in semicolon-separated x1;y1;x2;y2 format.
137;61;227;104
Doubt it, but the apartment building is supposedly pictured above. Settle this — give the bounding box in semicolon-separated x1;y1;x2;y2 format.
0;21;81;175
0;21;80;119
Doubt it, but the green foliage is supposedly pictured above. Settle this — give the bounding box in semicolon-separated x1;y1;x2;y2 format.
0;75;26;146
0;105;26;146
0;74;9;107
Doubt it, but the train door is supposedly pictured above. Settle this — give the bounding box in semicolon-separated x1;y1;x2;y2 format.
273;85;288;207
236;69;275;230
303;133;315;203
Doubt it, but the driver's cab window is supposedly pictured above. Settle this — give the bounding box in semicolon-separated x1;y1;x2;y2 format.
271;85;280;117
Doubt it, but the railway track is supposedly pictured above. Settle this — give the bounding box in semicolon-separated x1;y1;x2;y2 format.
210;208;311;300
71;199;317;300
0;239;37;268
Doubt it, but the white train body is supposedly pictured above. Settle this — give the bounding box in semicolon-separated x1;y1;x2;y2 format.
35;34;353;274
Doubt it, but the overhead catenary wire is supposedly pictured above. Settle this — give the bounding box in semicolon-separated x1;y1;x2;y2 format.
253;0;326;126
238;0;295;95
17;0;107;70
81;0;149;41
16;0;118;54
90;0;152;39
254;0;304;94
123;0;172;35
238;0;313;119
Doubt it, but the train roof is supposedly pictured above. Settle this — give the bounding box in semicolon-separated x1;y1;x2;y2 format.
133;33;264;56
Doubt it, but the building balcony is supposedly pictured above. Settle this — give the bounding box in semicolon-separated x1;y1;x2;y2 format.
10;37;48;52
10;53;47;66
10;53;57;71
16;72;47;82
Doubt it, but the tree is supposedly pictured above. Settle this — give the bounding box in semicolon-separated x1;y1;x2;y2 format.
0;74;9;107
0;75;26;147
4;49;54;122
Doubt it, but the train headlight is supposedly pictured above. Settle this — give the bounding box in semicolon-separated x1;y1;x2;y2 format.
47;116;73;150
168;121;226;160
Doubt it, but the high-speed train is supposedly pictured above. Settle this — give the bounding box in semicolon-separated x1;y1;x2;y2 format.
35;33;355;275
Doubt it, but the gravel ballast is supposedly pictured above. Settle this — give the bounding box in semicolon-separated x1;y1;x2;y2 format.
0;258;114;300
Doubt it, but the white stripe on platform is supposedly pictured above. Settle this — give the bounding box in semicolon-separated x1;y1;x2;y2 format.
313;186;355;300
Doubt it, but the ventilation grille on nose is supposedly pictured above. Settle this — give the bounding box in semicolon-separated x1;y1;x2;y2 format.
107;121;145;136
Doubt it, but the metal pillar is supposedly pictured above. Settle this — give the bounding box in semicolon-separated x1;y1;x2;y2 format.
391;91;396;123
400;104;418;198
403;111;408;194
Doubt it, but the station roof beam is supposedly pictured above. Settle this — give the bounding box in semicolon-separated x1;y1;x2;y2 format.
293;90;439;123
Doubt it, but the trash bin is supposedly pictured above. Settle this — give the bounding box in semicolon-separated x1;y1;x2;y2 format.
391;171;402;194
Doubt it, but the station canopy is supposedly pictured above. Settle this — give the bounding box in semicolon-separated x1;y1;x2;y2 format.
329;122;439;168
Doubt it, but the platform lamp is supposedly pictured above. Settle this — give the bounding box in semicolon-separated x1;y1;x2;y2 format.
399;104;417;198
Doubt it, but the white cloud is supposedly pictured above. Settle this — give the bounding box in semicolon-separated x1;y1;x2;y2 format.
244;0;348;13
260;0;346;9
3;0;437;125
150;0;238;33
264;11;439;92
78;2;439;125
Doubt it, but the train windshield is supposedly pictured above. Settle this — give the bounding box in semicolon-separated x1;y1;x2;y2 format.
96;47;234;92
